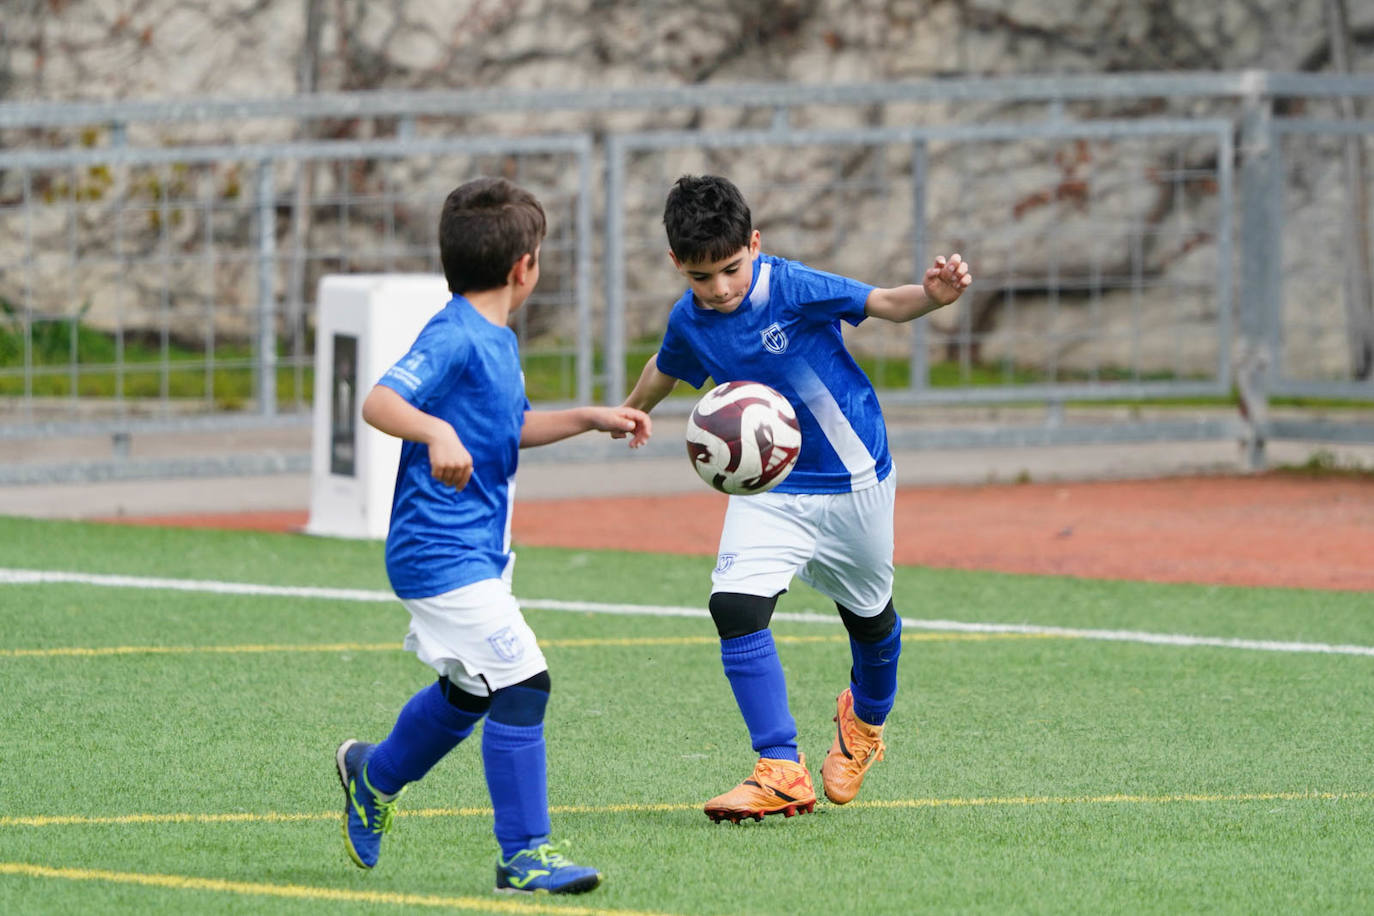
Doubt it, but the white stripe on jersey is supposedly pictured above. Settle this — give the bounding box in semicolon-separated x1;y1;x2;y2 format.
787;361;878;490
503;473;516;555
748;260;772;308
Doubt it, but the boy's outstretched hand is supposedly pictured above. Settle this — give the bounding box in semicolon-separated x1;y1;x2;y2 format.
924;253;972;306
598;405;652;448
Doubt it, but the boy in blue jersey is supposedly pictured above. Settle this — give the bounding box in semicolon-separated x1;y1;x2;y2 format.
622;174;971;822
335;177;650;892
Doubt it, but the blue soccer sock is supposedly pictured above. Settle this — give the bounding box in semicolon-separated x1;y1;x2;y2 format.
849;614;902;726
720;629;799;762
482;719;552;859
366;681;484;796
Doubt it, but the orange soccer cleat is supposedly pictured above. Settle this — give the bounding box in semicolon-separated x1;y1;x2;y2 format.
820;688;886;805
703;754;817;823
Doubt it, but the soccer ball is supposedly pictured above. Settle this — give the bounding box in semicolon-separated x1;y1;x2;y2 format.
685;381;801;495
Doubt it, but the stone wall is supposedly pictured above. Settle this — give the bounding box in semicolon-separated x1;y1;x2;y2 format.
1;1;1355;103
1;1;1371;378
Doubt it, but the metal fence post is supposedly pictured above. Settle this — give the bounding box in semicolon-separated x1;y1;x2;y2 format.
604;136;626;405
909;138;930;392
255;159;278;417
1237;81;1279;470
576;139;594;405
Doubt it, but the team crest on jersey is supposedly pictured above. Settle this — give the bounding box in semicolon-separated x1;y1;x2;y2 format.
487;627;525;663
714;553;738;574
761;322;788;354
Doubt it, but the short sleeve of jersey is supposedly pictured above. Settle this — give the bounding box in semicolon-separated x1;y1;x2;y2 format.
782;260;874;327
377;319;468;409
656;310;710;389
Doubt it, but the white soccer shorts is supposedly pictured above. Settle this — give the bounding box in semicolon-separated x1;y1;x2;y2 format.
400;577;548;695
710;472;896;617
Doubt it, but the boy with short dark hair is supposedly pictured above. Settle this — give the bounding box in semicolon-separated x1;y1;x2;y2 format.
622;174;971;822
336;176;649;893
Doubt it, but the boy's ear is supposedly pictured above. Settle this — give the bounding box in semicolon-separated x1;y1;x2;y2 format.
667;248;683;271
509;252;535;287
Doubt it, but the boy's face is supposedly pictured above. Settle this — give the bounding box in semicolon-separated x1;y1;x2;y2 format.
670;230;760;314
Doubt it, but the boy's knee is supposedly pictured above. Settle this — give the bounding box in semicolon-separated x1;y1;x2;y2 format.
837;599;897;643
487;671;551;726
709;591;779;640
512;670;551;694
438;675;492;714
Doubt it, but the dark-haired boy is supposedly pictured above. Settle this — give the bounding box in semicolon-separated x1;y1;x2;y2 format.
621;174;971;822
336;176;649;892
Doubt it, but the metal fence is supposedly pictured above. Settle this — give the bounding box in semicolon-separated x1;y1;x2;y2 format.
0;135;592;415
606;118;1235;404
1;72;1372;483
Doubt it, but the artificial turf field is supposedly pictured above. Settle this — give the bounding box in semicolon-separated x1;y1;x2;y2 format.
1;515;1370;914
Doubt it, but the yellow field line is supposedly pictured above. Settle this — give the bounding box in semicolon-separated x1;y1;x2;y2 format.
0;642;400;658
6;790;1369;829
0;861;676;916
3;810;345;827
0;632;1055;658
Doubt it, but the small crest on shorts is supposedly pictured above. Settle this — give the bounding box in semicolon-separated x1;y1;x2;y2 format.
714;553;738;574
760;322;788;354
487;627;525;663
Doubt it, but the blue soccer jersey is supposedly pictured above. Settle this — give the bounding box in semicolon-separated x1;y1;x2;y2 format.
656;253;891;494
376;296;530;599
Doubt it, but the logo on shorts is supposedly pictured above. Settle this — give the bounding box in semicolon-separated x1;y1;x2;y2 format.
714;553;738;574
487;627;525;663
761;322;788;354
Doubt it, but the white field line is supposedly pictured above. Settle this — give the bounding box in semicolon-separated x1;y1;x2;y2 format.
3;567;1373;658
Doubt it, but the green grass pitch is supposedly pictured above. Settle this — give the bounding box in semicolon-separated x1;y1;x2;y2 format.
0;516;1371;914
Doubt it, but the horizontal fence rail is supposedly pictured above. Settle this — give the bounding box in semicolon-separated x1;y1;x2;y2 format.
5;72;1374;133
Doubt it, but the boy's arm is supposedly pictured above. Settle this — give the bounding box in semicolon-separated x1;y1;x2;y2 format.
622;352;680;413
864;253;972;323
521;405;651;449
361;384;474;489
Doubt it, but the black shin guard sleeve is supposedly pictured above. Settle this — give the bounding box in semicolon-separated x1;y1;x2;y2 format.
837;599;897;643
708;591;780;640
487;670;552;727
438;676;493;714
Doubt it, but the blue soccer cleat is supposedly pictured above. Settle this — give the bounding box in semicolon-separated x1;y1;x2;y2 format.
335;739;402;869
495;842;602;895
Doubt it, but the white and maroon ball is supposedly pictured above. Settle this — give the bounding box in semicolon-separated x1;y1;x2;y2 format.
685;381;802;495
